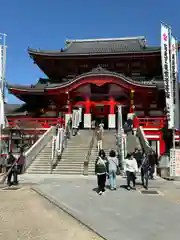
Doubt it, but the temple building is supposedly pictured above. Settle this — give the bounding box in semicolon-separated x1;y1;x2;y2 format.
4;36;180;155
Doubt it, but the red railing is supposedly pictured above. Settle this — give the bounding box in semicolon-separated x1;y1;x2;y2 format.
134;117;166;129
8;116;167;129
7;117;64;128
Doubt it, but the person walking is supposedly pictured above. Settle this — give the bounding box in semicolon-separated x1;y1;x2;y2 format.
141;153;150;190
108;150;119;190
99;120;104;133
148;151;157;180
95;149;108;195
124;153;138;190
133;148;143;169
96;129;103;151
17;148;25;174
5;151;18;186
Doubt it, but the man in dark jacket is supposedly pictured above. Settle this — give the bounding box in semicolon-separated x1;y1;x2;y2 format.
5;151;18;186
133;148;143;168
141;153;150;189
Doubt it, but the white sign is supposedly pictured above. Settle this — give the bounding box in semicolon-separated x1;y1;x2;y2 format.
170;148;180;176
161;23;174;129
171;36;179;129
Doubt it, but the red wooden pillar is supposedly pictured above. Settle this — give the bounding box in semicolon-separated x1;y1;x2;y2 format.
130;89;135;113
109;97;115;114
67;101;72;114
159;131;166;155
84;98;91;128
108;97;116;129
85;98;91;114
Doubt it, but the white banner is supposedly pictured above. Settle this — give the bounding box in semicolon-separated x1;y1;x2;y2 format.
161;23;174;129
171;36;179;129
0;45;2;88
0;89;5;128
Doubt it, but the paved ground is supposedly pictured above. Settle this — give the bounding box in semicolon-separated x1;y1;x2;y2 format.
2;174;180;240
0;186;102;240
18;174;180;240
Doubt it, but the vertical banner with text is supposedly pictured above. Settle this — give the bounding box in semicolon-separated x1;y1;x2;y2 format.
171;36;179;129
161;23;174;129
0;45;2;91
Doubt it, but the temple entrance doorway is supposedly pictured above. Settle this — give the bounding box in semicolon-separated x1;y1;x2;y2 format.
91;105;109;129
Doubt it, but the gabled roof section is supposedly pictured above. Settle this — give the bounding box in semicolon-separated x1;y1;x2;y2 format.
28;36;161;57
64;36;147;54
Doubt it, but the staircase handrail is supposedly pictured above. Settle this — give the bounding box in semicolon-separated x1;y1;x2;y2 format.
25;126;55;170
136;126;152;154
116;128;126;163
50;119;72;172
83;129;96;175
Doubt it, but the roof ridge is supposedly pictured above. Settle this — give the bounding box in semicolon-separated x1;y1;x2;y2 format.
66;36;145;43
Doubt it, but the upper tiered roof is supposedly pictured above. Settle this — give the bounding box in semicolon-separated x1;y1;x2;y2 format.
28;36;160;56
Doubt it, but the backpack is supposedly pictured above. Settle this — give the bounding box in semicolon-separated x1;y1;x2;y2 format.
7;155;15;165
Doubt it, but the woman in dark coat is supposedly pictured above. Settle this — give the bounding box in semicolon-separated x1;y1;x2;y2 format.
95;149;108;195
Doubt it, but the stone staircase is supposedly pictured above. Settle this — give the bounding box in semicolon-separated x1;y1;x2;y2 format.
26;141;52;174
88;130;117;175
53;130;94;175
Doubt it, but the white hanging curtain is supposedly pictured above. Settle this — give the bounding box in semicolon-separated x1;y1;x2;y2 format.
0;89;5;129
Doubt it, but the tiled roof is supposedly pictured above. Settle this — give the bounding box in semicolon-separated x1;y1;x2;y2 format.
5;104;27;116
28;37;161;56
64;37;147;54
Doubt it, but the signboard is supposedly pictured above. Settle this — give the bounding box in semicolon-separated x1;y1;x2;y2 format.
170;149;180;176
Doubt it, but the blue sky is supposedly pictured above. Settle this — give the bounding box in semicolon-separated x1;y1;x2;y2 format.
0;0;180;104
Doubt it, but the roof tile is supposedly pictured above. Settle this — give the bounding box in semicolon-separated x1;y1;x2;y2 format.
64;37;146;54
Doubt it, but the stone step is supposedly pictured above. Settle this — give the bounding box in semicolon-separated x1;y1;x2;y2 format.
53;168;83;172
26;169;51;174
53;172;83;175
61;158;85;162
55;164;84;168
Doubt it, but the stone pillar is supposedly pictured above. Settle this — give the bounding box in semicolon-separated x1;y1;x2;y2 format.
84;98;91;128
108;97;116;128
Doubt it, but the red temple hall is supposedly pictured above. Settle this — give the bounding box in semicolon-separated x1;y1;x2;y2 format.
5;36;180;155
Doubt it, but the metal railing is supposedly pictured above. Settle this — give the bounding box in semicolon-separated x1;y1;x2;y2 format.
50;120;72;172
83;129;96;175
24;126;55;170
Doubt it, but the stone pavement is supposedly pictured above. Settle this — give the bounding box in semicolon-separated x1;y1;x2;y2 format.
0;187;102;240
19;174;180;240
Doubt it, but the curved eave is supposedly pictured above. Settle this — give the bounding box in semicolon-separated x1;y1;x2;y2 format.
28;47;161;58
8;84;44;93
45;72;157;89
7;71;156;96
